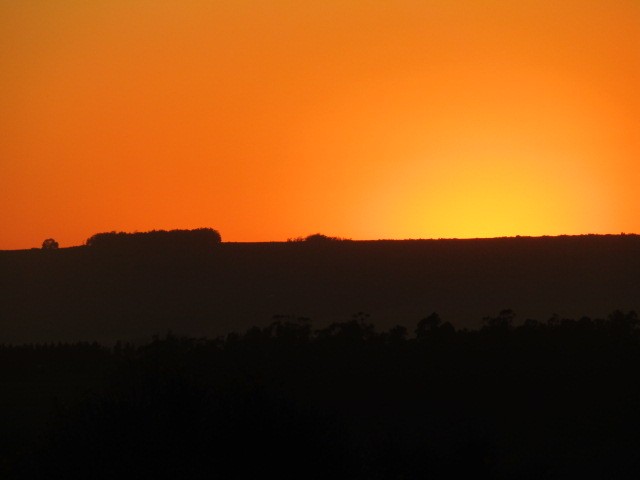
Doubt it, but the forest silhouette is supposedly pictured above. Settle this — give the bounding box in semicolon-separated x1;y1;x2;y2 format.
2;311;640;478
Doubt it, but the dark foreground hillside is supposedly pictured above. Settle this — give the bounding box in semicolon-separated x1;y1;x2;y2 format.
1;235;640;343
2;312;640;479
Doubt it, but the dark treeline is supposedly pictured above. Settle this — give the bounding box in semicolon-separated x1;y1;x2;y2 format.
3;310;640;479
85;228;222;251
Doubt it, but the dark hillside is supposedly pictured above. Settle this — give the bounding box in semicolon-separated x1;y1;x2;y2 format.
1;235;639;343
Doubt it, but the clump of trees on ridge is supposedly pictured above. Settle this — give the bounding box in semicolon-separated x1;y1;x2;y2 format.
287;233;351;242
85;228;221;250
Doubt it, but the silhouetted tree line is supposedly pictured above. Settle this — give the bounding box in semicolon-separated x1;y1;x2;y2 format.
287;233;351;242
85;228;222;251
4;310;640;479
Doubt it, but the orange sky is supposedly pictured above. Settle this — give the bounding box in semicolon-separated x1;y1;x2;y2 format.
1;0;639;249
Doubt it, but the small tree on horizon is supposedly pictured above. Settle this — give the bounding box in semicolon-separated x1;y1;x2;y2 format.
42;238;59;250
304;233;345;243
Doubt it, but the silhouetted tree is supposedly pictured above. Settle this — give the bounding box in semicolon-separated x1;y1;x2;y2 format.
415;312;442;339
607;310;639;335
41;238;59;250
304;233;344;243
482;309;515;331
270;315;312;344
382;325;408;345
317;313;375;343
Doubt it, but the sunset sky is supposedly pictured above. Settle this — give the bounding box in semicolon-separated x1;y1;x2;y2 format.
1;0;638;249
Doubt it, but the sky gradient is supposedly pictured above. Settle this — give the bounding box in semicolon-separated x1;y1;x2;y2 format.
1;0;639;249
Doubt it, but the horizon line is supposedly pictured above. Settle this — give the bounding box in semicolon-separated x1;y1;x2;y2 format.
2;232;639;252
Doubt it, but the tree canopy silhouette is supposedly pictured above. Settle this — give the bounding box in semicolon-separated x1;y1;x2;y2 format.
41;238;59;250
304;233;346;242
85;228;221;251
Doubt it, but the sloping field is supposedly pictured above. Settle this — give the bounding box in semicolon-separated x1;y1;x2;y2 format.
1;235;639;343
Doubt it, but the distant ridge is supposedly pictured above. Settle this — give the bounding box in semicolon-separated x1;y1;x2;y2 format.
1;234;639;344
4;233;638;251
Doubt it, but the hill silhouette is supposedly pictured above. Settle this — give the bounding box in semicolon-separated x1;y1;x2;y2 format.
0;234;639;343
2;233;640;478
